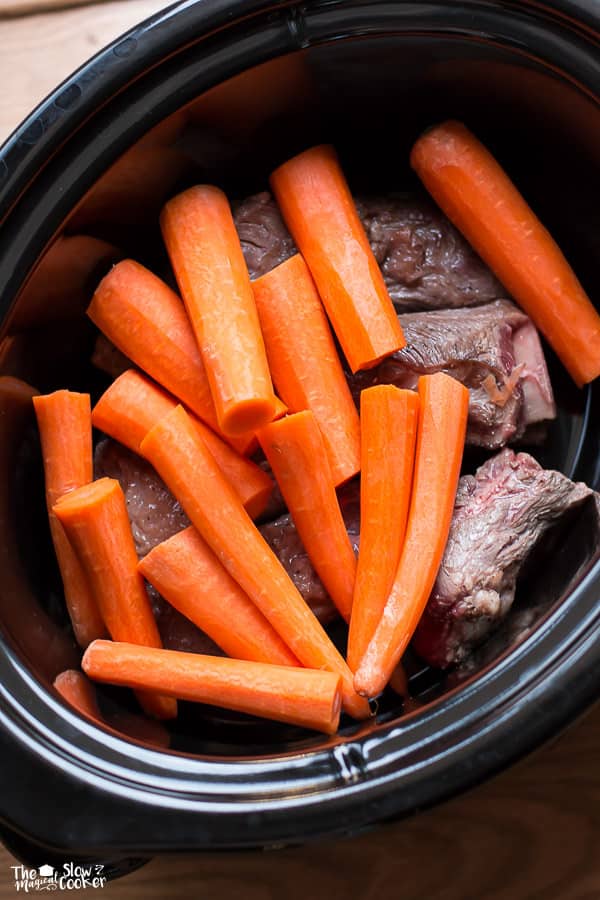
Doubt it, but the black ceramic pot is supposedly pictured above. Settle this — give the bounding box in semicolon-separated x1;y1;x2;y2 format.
0;0;598;876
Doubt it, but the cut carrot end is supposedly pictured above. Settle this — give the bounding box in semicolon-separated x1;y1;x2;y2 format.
220;396;278;437
270;145;405;372
53;477;119;515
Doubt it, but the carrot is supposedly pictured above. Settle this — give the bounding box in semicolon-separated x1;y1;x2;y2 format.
53;669;170;749
140;405;369;719
0;378;79;678
161;186;277;436
53;478;177;720
83;640;342;734
257;411;357;623
33;391;106;648
54;669;102;719
139;526;299;667
87;259;253;455
347;386;419;672
353;373;469;697
410;121;600;387
252;254;361;485
92;370;273;519
270;145;405;372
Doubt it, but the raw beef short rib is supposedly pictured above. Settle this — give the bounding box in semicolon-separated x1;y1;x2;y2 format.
413;449;598;668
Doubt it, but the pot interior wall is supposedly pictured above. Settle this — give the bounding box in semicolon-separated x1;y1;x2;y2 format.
1;31;599;756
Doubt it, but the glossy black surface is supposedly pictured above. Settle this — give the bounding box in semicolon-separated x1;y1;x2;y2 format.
0;0;599;858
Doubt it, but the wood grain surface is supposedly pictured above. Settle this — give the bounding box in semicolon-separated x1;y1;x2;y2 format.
0;0;105;19
1;2;600;898
0;0;167;143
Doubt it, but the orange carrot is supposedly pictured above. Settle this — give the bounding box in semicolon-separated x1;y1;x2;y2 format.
252;254;361;485
87;259;253;455
270;145;405;372
54;669;102;719
140;405;369;719
347;386;419;672
139;526;299;667
53;478;177;720
353;373;469;697
83;640;342;734
92;370;273;519
33;391;106;648
257;411;357;623
161;186;277;436
410;121;600;387
53;669;170;748
0;378;80;678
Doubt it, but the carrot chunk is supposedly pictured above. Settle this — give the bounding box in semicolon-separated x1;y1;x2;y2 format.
411;120;600;387
252;254;361;485
258;411;357;623
270;145;405;372
83;640;342;734
87;259;253;455
161;185;277;436
33;390;106;647
347;386;419;672
53;478;177;720
139;526;299;667
354;373;469;697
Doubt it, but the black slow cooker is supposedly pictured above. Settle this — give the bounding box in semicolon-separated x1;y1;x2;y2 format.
0;0;598;875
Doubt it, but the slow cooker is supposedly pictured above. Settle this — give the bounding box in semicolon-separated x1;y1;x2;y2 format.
0;0;598;875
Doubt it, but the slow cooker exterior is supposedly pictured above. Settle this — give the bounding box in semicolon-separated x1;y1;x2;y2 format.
0;0;599;865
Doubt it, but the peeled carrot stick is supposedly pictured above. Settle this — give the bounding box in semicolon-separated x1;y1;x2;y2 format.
258;411;357;623
33;391;106;648
139;526;299;667
347;387;419;672
0;379;80;678
87;259;253;455
140;405;369;719
92;370;273;519
53;478;177;720
252;255;361;485
411;121;600;387
270;145;405;372
161;186;277;436
54;669;170;748
354;373;469;697
83;640;342;734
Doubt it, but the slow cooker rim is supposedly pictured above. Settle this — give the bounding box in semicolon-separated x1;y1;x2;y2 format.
0;0;599;853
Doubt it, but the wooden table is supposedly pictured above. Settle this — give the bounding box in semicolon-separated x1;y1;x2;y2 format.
2;2;600;897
